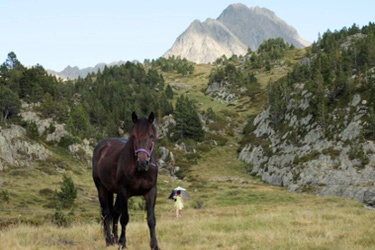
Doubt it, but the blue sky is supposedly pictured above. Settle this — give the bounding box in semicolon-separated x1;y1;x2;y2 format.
1;0;373;71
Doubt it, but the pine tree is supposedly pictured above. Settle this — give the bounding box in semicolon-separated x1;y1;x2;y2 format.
173;95;204;141
66;104;91;138
159;93;173;116
55;174;77;209
267;80;286;128
0;85;21;121
40;92;56;118
165;84;174;99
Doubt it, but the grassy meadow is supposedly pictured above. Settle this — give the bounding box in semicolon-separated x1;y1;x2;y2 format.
1;143;375;250
1;181;375;250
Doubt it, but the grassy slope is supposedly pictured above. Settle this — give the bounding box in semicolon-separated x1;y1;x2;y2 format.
1;170;374;250
2;50;375;249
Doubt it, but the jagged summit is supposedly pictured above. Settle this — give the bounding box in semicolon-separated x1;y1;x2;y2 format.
163;3;311;63
164;17;247;64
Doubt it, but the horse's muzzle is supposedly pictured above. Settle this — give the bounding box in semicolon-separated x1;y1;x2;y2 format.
137;160;149;171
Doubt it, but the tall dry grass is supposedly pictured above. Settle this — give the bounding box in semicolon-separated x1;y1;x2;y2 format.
2;142;375;249
2;186;375;250
2;143;375;249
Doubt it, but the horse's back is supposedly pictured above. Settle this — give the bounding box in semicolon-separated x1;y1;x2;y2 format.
93;138;127;166
92;138;127;192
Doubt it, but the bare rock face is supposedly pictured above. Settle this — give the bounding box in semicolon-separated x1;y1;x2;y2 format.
163;3;311;63
21;102;68;143
164;18;248;64
0;125;52;170
68;138;93;164
0;103;94;171
216;5;310;50
239;87;375;204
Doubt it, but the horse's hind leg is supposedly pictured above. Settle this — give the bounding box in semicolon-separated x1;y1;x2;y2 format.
97;186;115;246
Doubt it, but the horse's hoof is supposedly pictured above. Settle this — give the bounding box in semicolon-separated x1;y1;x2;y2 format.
118;241;126;249
106;238;116;247
118;244;126;250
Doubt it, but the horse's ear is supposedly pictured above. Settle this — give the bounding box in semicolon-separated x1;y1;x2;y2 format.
132;112;138;123
148;112;155;123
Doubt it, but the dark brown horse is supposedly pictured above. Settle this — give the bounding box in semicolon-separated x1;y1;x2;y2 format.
92;112;159;249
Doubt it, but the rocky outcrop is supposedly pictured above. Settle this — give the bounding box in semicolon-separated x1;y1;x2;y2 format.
21;103;68;143
0;125;52;170
0;103;95;171
68;139;93;164
1;100;180;174
157;146;178;177
239;88;375;204
205;80;238;102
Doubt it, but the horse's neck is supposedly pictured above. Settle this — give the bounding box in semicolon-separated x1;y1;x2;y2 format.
122;140;136;162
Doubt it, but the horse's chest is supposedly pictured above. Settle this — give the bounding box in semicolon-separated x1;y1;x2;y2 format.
122;175;154;194
133;177;152;188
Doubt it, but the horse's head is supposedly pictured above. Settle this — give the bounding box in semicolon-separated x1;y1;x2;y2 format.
131;111;156;171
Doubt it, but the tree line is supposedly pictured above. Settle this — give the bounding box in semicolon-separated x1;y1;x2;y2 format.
266;22;375;140
208;38;293;100
0;54;204;144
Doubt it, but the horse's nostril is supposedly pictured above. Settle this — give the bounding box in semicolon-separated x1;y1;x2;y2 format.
136;160;149;171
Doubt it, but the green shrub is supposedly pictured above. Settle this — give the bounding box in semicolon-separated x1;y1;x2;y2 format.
46;123;56;133
55;174;77;209
1;190;10;203
52;205;73;227
58;135;80;148
26;120;40;140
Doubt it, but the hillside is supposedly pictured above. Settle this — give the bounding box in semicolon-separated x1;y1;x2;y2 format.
0;38;299;227
239;25;375;204
2;56;375;249
1;60;375;249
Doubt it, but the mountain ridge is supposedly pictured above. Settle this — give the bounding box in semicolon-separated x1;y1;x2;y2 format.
47;61;129;80
163;3;311;63
47;3;311;79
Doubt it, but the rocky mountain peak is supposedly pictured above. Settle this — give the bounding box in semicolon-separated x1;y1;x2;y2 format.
163;4;311;63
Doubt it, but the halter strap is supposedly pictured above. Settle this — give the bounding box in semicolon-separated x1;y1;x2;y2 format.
134;142;154;157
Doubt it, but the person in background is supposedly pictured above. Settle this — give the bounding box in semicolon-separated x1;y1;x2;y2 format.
174;190;184;217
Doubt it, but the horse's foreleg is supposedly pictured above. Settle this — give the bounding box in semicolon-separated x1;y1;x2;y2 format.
118;189;129;249
112;195;121;244
145;188;159;250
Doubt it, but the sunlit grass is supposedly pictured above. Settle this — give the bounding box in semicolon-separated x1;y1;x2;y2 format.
2;194;375;250
2;141;374;250
1;142;374;250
